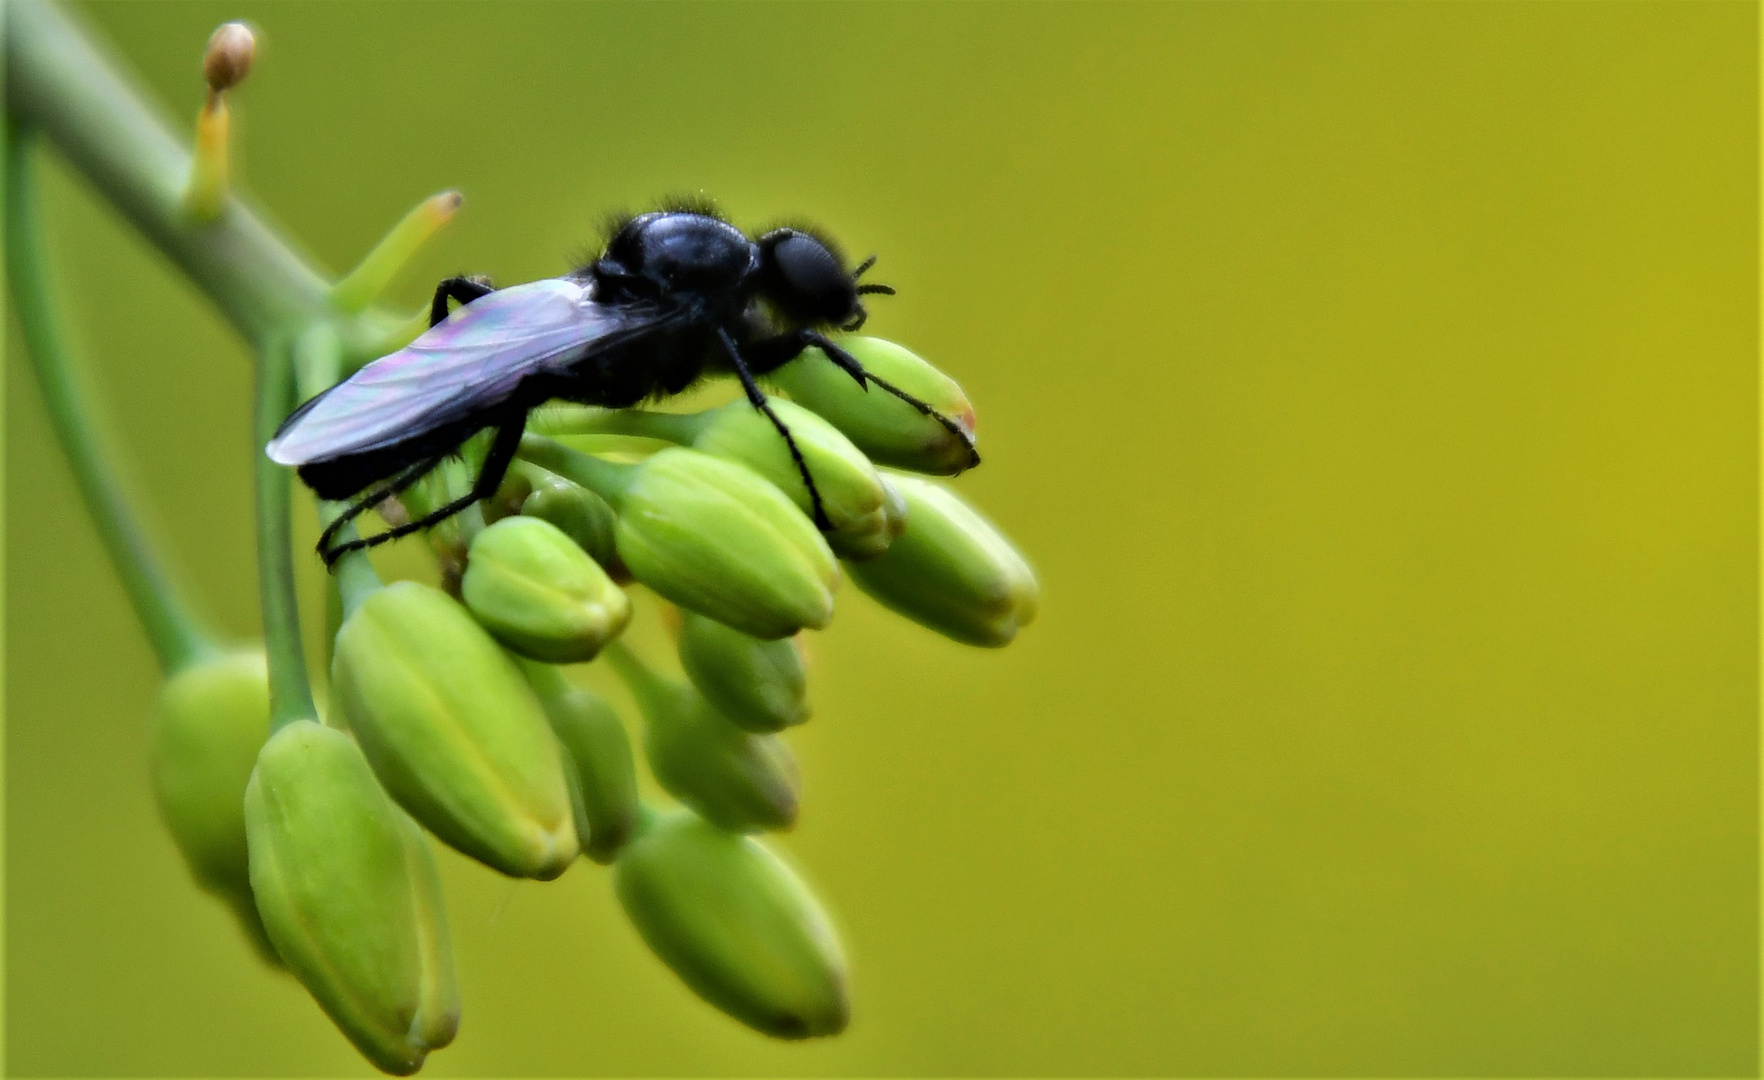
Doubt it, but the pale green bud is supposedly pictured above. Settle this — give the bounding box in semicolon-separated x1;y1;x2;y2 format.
677;611;809;733
615;447;837;640
768;337;977;475
612;646;798;832
520;474;624;578
147;648;278;965
522;660;639;864
690;398;899;560
332;581;578;878
616;810;848;1039
245;721;459;1074
461;516;632;663
848;475;1039;647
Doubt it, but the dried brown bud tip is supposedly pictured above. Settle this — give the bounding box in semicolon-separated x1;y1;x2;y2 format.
203;22;256;93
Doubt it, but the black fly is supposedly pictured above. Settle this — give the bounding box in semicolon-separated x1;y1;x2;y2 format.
267;204;979;566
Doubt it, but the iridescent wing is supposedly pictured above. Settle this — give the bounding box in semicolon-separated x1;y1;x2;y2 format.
266;278;654;465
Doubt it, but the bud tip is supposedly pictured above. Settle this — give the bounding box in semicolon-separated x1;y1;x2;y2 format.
203;22;256;93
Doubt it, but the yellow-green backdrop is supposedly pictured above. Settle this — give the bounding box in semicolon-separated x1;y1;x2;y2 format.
5;1;1757;1075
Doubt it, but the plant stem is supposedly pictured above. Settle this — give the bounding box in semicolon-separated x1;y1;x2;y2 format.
518;434;638;505
254;337;315;729
531;405;706;445
5;126;216;675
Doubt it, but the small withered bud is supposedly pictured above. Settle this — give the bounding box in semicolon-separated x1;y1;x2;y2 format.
202;22;255;95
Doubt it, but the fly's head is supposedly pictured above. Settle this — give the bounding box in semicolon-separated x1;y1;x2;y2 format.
755;228;894;333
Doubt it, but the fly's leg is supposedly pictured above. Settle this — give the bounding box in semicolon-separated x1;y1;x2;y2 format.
315;454;443;561
320;414;527;567
747;328;981;470
429;275;496;327
715;326;833;532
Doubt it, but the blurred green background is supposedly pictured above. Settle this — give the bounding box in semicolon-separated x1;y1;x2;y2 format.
5;1;1757;1075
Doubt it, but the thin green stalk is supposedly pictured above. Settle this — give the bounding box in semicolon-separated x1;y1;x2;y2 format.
530;405;706;444
254;339;315;729
5;126;215;675
517;433;638;504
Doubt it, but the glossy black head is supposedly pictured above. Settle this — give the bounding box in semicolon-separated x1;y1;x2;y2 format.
755;228;893;331
595;211;757;303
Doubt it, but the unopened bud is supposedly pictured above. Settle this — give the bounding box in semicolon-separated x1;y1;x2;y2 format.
520;474;624;578
677;612;809;733
203;22;255;93
615;448;837;639
615;810;848;1039
690;398;899;560
769;337;977;475
245;721;459;1074
522;661;639;864
612;646;798;832
461;516;631;663
848;475;1038;647
148;649;278;965
332;581;578;878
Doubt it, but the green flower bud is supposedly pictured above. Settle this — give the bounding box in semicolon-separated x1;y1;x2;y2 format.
461;516;632;663
677;611;809;733
245;721;458;1074
147;648;279;965
612;646;798;832
615;810;848;1039
690;398;899;560
615;447;837;640
847;475;1039;647
522;660;639;864
768;337;977;475
520;473;625;578
332;581;578;878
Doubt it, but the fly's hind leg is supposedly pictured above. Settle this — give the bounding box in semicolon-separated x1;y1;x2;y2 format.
315;454;443;562
429;275;496;327
320;414;528;567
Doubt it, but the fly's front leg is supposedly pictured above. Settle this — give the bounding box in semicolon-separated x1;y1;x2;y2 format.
745;328;867;388
752;329;981;470
429;275;495;327
716;327;833;531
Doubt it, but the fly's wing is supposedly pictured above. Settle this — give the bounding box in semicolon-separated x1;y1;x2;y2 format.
266;278;645;465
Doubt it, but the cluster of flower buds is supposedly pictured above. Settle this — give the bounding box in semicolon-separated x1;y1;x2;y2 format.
211;335;1037;1071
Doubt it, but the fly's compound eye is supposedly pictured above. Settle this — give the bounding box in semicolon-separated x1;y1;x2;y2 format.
760;229;859;325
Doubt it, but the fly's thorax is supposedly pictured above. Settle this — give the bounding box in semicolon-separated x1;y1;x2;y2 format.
603;212;758;298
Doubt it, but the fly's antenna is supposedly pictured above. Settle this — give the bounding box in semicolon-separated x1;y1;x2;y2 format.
853;254;895;297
